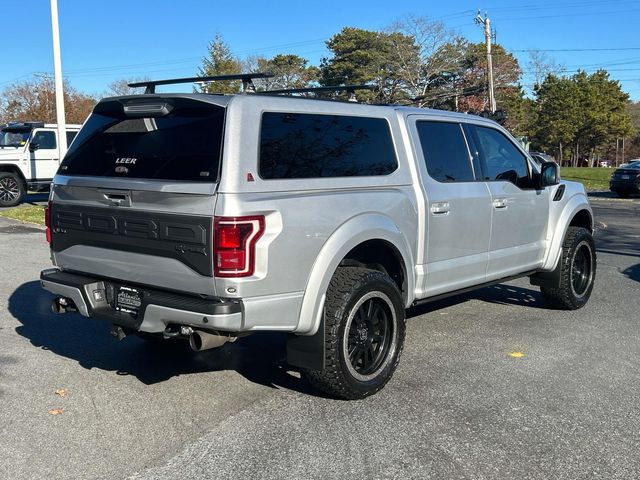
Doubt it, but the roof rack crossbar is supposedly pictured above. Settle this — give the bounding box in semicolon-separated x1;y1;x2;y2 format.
262;84;376;96
128;73;274;94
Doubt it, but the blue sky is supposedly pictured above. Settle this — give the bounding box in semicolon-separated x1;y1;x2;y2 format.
2;0;640;99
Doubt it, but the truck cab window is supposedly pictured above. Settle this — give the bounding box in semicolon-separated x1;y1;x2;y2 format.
32;131;57;150
471;126;529;187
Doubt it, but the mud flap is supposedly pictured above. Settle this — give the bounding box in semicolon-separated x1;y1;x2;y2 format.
286;315;325;371
530;257;562;289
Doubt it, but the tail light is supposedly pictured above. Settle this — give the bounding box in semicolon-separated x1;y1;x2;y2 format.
44;201;52;244
213;216;265;277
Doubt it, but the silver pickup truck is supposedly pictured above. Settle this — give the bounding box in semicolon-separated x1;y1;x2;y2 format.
40;83;595;399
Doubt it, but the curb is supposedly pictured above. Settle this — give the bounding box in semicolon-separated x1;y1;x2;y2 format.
587;192;639;203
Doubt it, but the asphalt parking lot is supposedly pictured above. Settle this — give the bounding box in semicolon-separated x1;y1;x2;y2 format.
0;196;638;479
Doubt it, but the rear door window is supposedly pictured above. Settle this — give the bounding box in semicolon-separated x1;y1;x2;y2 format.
259;112;397;179
59;99;225;182
416;121;475;182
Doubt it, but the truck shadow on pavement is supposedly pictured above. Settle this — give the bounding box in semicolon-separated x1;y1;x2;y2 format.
10;280;548;395
22;192;49;205
407;283;546;319
9;281;327;397
622;263;640;282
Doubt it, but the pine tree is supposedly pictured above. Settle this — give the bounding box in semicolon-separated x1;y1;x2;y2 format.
198;33;241;94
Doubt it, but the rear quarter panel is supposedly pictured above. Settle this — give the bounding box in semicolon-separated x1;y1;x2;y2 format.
216;96;418;333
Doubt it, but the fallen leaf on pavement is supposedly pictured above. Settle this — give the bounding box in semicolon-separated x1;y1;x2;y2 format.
48;409;64;415
55;389;67;397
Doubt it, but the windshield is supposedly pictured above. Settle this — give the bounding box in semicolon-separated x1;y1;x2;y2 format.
59;98;225;182
0;128;30;148
625;160;640;169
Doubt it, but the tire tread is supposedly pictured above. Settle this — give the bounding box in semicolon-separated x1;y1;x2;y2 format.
306;267;405;400
541;226;595;310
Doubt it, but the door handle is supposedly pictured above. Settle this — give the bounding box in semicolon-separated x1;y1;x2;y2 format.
430;202;450;215
101;190;132;207
492;198;508;209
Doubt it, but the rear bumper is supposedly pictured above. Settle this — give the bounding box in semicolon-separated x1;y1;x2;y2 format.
40;268;243;333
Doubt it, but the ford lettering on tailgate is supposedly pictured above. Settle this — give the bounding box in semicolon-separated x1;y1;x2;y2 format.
55;210;206;243
50;205;213;276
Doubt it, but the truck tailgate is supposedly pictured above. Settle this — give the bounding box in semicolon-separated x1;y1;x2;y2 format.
50;185;217;297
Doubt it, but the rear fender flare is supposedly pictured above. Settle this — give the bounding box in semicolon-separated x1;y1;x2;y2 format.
294;213;414;335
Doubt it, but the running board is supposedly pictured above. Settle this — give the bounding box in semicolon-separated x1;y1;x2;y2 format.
412;270;539;307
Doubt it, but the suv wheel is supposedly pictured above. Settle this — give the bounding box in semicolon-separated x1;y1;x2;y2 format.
0;172;25;207
541;226;596;310
306;267;406;400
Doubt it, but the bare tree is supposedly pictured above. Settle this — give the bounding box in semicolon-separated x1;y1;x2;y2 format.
104;77;150;97
386;15;467;107
527;50;565;89
241;55;276;91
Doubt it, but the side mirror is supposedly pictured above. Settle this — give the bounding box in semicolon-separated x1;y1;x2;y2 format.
540;161;560;187
29;142;40;152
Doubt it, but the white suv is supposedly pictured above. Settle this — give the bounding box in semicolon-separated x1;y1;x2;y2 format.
0;122;81;206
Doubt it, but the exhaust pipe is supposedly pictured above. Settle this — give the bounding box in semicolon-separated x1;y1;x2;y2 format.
51;297;77;314
189;330;236;352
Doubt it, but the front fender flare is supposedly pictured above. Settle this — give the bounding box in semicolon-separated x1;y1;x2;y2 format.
541;193;593;272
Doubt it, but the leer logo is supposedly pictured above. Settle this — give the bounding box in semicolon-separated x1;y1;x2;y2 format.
115;157;137;164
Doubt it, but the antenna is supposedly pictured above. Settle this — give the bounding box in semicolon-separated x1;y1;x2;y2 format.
128;73;274;94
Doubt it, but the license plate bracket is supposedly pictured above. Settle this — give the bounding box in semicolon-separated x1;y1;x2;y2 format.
116;286;142;315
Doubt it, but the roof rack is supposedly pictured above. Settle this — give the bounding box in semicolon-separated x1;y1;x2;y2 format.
2;121;45;129
128;73;274;94
478;109;507;125
262;84;376;101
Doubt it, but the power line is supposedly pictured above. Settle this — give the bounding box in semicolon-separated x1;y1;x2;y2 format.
513;47;640;52
493;8;640;22
489;0;639;13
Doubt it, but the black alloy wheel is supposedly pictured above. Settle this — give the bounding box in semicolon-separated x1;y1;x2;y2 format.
344;292;395;381
305;267;406;400
571;244;593;298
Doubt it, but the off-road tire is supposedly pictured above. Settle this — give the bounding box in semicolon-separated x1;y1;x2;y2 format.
541;226;596;310
305;267;406;400
0;172;25;207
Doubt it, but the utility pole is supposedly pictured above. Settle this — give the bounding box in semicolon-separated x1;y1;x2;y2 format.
50;0;68;159
475;11;496;113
